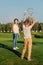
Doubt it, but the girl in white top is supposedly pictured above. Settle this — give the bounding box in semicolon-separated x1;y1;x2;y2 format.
21;13;35;61
23;24;32;38
13;18;19;50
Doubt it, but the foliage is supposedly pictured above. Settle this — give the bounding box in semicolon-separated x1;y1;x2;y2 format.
19;20;23;31
34;32;43;38
34;34;43;38
0;21;43;32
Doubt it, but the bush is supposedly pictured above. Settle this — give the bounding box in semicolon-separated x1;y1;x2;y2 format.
34;34;43;38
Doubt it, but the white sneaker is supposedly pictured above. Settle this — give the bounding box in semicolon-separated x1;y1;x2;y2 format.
13;47;17;50
16;47;19;49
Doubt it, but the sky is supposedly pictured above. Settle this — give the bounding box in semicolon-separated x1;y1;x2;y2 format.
0;0;43;23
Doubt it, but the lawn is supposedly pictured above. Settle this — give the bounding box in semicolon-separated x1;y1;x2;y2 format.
0;32;43;65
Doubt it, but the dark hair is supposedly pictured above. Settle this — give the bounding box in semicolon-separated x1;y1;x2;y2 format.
23;19;30;26
14;18;19;24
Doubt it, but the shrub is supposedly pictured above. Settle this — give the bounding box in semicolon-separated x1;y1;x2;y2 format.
34;34;43;38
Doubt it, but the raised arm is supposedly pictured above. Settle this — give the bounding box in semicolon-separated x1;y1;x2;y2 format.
30;16;35;27
23;11;27;21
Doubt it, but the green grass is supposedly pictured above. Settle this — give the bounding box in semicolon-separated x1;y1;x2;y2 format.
0;32;43;65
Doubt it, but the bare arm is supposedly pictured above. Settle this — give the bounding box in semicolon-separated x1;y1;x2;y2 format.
23;11;27;21
30;16;35;27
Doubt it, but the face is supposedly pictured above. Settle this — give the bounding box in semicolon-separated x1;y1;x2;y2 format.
15;20;18;24
25;22;30;27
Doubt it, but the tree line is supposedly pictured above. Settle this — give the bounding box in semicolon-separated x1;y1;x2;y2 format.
0;23;12;32
0;21;43;32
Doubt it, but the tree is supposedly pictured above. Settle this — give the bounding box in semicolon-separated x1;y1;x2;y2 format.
38;23;42;31
1;24;5;32
19;20;23;31
32;22;39;31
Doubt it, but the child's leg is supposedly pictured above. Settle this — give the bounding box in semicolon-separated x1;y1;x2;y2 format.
27;38;32;60
15;34;18;47
13;34;17;48
21;39;27;59
13;38;16;48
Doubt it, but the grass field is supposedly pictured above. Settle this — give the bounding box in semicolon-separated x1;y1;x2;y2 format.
0;32;43;65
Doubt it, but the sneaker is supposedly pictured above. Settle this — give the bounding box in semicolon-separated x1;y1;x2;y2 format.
13;47;17;50
16;47;19;49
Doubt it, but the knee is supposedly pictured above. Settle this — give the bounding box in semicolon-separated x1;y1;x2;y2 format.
29;43;32;47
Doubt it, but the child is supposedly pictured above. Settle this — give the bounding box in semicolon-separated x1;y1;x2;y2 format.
21;13;35;61
12;18;19;50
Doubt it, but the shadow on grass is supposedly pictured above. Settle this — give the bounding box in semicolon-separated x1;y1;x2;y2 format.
5;40;43;45
0;43;21;58
6;40;24;44
18;41;24;44
0;42;43;60
33;42;43;45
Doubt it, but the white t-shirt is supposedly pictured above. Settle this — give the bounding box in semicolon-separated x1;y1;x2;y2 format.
23;25;32;38
13;24;19;34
